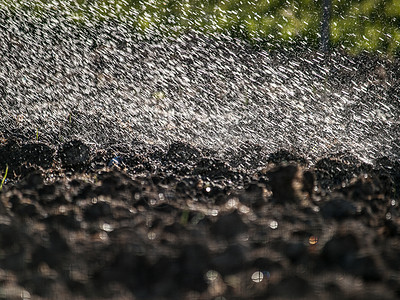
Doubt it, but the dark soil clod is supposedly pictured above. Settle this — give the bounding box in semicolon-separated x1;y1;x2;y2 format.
58;140;91;168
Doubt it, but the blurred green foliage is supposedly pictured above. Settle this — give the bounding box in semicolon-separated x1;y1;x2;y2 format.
1;0;400;55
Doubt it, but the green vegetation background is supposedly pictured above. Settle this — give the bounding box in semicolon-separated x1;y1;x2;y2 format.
2;0;400;56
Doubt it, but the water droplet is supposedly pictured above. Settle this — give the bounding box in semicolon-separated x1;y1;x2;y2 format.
205;270;219;281
99;231;108;241
58;205;67;213
210;209;218;216
21;290;31;300
269;220;278;229
148;231;156;240
251;271;264;283
309;236;318;245
102;223;113;232
226;198;238;209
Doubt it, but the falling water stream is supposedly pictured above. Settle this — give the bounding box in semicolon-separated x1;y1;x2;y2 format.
0;6;399;167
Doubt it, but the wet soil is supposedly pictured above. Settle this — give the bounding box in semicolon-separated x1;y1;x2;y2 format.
1;137;400;299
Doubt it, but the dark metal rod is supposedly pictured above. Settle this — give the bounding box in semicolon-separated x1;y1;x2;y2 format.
321;0;332;53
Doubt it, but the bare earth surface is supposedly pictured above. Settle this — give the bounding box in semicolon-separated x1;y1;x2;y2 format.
0;138;400;299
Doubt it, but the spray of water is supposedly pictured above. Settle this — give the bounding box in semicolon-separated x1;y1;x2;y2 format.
0;6;399;167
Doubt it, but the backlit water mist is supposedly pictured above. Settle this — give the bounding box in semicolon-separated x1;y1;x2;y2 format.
1;10;399;165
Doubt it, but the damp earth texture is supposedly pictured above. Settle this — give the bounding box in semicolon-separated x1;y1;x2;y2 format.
1;4;400;300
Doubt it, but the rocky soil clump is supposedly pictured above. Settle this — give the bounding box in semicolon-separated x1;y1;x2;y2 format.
0;138;400;299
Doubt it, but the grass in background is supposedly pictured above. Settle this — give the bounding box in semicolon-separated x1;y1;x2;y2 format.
0;164;8;192
1;0;399;55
